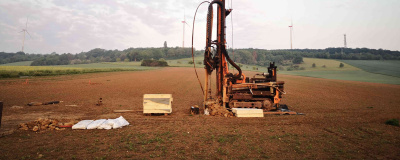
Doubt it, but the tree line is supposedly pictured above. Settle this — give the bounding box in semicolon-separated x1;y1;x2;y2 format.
228;47;399;66
0;46;399;66
290;47;399;60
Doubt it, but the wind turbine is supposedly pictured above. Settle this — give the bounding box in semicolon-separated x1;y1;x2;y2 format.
20;17;32;52
288;19;293;50
181;10;190;48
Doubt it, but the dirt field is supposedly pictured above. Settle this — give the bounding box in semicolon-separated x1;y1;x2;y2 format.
0;67;399;159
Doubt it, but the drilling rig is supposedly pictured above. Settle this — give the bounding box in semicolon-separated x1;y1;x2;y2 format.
202;0;294;114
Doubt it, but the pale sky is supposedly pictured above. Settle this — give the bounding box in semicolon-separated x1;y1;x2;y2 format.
0;0;399;54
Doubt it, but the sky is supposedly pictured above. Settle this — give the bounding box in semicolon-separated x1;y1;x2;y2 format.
0;0;399;54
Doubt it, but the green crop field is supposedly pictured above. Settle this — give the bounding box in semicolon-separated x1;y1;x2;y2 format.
168;57;271;71
0;62;158;78
167;57;204;67
280;70;400;84
341;60;400;77
59;62;158;70
279;58;400;85
0;61;33;66
296;58;359;71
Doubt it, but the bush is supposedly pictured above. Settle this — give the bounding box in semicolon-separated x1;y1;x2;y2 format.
197;61;202;65
339;63;344;68
385;119;399;126
286;65;302;71
322;65;326;68
188;61;194;64
141;59;168;67
312;63;316;68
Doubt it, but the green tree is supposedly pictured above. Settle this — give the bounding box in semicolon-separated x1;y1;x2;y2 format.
236;50;253;64
293;56;303;64
119;53;127;61
127;51;139;61
257;53;266;62
272;55;284;64
151;49;164;60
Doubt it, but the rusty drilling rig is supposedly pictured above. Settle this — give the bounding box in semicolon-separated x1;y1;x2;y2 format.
198;0;296;115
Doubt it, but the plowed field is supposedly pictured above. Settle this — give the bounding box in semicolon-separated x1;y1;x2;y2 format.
0;67;399;159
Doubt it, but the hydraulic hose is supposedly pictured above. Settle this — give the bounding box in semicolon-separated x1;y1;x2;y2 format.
222;46;242;79
191;1;210;96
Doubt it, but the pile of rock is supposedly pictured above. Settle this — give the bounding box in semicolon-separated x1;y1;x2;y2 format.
19;118;76;132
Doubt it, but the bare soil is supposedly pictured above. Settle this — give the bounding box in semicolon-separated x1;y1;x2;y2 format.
0;67;399;159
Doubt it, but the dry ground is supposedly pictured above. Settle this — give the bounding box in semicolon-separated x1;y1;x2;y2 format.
0;67;399;159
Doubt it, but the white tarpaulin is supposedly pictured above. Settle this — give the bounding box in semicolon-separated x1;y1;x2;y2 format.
72;116;129;130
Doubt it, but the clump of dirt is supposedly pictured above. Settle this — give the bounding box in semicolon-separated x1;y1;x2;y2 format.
19;118;77;132
207;104;234;117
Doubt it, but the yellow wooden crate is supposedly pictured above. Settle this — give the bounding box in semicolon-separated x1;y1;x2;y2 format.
143;94;173;114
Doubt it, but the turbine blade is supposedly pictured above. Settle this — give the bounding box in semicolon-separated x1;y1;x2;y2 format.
26;30;32;38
